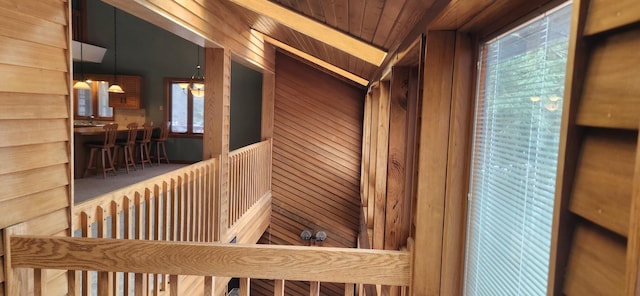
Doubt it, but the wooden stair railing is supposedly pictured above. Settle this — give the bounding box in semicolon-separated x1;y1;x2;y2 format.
7;236;410;295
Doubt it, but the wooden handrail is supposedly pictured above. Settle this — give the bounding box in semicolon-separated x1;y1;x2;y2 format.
9;235;410;286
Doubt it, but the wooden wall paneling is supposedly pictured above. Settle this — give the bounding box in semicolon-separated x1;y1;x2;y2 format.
0;187;69;230
272;104;361;165
569;129;636;236
272;139;360;194
373;80;391;250
411;30;456;296
626;128;640;295
384;67;410;251
0;93;67;120
261;71;276;140
0;5;66;49
0;142;69;175
0;36;67;72
0;119;68;148
0;164;69;204
440;32;474;296
430;0;495;30
269;52;363;251
583;0;640;36
367;86;380;234
547;0;591;293
563;222;626;296
576;28;640;130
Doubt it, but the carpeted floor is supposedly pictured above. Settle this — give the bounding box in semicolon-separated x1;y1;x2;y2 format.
74;163;188;203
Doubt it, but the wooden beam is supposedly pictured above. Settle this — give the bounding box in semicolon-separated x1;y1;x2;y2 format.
259;33;369;86
440;32;475;296
228;0;386;66
411;31;456;295
204;48;231;240
373;80;391;250
10;236;411;286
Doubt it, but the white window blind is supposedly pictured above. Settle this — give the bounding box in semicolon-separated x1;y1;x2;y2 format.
464;3;572;295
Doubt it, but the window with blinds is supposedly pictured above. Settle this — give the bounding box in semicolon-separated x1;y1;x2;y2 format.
464;3;572;295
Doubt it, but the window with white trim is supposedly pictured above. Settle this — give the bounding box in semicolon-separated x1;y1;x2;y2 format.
464;3;572;295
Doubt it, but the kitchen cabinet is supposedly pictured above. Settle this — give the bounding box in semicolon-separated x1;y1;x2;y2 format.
73;74;143;120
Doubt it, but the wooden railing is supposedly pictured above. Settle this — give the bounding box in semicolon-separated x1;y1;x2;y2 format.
71;157;219;295
5;138;410;295
228;139;272;228
9;236;411;295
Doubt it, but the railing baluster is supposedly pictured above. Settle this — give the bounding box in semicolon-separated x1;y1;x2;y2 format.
80;211;93;296
274;279;285;296
34;268;45;296
96;206;112;296
344;283;355;296
134;192;148;295
310;281;320;296
240;278;250;296
111;201;122;296
123;197;133;296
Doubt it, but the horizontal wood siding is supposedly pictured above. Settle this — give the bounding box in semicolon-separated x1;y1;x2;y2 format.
256;52;364;295
549;0;640;294
0;0;72;295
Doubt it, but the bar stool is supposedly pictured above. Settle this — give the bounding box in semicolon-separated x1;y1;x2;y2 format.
83;123;118;178
115;122;138;173
152;121;170;164
136;122;153;169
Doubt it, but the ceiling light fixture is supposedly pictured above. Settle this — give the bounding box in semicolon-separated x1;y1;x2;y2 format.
180;45;205;97
73;19;90;90
108;7;124;94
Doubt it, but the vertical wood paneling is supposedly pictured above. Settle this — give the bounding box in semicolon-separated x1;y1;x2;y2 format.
0;0;72;295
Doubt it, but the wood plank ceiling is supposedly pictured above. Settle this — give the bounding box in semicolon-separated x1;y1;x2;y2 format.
223;0;442;82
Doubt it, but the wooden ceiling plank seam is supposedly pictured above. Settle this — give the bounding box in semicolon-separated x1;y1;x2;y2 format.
360;0;386;42
348;0;366;37
228;0;386;65
372;0;408;46
371;0;450;82
430;0;496;30
380;0;435;48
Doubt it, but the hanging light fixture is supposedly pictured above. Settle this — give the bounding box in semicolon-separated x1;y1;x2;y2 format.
73;20;91;90
108;7;124;93
180;45;204;96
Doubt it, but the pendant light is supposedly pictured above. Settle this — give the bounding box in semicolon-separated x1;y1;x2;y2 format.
73;21;90;90
108;7;124;93
180;45;204;97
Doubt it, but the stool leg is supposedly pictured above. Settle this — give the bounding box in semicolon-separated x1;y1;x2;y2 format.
161;142;169;164
100;148;107;179
83;148;97;178
106;147;117;176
